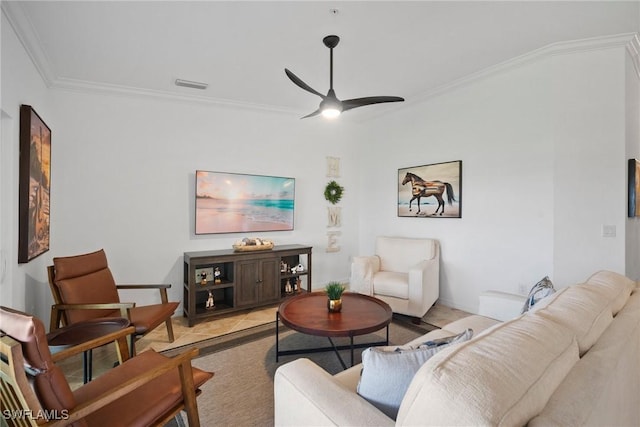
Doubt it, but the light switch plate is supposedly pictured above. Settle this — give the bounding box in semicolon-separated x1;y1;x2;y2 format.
602;225;616;237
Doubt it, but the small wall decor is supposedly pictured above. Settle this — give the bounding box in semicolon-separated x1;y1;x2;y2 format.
629;158;640;217
326;156;341;177
326;231;341;253
18;105;51;263
327;207;342;227
324;180;344;205
398;160;462;218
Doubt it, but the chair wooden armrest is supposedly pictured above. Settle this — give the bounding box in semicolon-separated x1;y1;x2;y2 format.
50;302;135;332
60;347;203;426
1;334;206;427
116;283;171;289
49;325;136;364
116;284;172;304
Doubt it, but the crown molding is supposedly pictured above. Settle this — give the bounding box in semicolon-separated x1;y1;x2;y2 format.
1;1;55;86
626;33;640;78
3;2;637;118
407;32;639;107
51;76;301;115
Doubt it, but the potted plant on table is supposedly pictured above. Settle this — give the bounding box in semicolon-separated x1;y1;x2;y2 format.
325;282;346;313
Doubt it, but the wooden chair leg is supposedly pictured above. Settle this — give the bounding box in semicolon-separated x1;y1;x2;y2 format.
178;359;199;427
165;318;175;342
113;334;131;364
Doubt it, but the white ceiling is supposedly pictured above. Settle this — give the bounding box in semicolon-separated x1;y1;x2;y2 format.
4;1;639;120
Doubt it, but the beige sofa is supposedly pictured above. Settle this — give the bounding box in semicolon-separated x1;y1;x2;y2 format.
274;271;640;426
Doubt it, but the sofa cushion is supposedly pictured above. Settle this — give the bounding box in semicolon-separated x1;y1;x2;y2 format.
357;329;472;419
531;285;614;355
529;288;640;427
585;270;636;315
397;314;579;426
373;272;409;299
376;237;435;273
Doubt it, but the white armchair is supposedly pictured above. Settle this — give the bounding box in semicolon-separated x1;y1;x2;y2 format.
350;236;440;319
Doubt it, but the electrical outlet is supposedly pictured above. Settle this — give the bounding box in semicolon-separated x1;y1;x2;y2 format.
195;267;214;282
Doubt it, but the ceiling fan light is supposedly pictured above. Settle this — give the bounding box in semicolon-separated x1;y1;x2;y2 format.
322;107;341;119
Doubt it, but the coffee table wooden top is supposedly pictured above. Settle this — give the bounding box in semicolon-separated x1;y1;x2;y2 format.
278;292;392;338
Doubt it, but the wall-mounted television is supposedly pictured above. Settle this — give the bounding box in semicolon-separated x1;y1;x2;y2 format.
195;170;295;234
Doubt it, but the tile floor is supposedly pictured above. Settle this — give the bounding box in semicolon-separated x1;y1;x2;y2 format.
58;301;470;390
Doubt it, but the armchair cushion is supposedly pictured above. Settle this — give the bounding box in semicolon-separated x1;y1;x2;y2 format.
0;306;84;426
373;272;409;299
376;237;436;273
76;350;212;427
53;249;122;323
0;306;52;370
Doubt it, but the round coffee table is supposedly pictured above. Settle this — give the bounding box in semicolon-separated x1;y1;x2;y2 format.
276;292;392;368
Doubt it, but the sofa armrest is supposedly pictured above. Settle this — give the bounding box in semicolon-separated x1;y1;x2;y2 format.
274;358;394;427
479;290;527;321
349;256;380;295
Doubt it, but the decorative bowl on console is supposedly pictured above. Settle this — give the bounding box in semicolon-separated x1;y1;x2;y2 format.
232;237;274;252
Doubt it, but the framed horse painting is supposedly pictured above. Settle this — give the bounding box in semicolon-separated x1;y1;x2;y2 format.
398;160;462;218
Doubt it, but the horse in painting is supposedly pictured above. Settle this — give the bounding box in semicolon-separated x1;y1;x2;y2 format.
401;172;456;216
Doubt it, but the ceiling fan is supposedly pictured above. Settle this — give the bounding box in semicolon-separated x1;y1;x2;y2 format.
285;35;405;119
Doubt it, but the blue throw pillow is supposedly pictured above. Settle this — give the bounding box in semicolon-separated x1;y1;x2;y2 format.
521;276;555;313
357;329;473;419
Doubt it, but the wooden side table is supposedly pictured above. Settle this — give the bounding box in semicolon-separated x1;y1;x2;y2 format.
276;292;393;369
47;317;134;383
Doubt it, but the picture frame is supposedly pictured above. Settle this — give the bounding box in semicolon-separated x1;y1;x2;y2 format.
629;158;640;218
398;160;462;218
195;170;295;234
18;105;51;263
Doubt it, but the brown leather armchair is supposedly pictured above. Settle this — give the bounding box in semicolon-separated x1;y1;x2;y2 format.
0;306;213;427
47;249;179;348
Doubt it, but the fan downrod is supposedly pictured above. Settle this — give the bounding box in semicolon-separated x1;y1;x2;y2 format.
323;35;340;49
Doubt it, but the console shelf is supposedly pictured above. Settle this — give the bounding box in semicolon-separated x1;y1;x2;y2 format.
183;244;312;326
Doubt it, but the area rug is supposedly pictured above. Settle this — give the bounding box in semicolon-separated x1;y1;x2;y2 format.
161;313;436;359
165;320;432;427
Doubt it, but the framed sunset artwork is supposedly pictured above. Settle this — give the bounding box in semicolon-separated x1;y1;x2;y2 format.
195;171;295;234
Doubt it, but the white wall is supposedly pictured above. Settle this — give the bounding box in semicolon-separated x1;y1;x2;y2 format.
551;48;627;286
3;9;363;322
1;10;51;315
356;44;632;313
626;44;640;281
3;9;637;322
37;89;362;321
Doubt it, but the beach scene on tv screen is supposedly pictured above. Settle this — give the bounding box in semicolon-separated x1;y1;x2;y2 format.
196;171;295;234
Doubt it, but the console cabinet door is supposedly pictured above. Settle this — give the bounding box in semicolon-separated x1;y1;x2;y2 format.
237;260;260;307
236;258;280;307
259;258;280;303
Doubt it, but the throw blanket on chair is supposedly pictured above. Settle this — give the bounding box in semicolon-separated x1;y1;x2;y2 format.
350;258;375;296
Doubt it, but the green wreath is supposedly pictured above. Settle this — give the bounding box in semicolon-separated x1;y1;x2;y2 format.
324;180;344;205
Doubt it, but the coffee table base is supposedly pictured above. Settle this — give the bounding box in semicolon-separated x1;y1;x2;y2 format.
275;312;389;369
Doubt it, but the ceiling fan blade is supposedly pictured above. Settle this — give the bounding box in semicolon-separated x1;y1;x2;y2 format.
300;109;321;119
342;96;405;112
285;69;325;99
